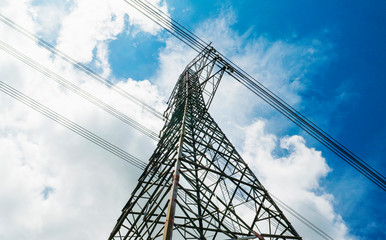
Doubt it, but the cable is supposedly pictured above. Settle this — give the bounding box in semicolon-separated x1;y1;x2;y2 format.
123;0;204;52
0;39;159;141
121;0;386;191
203;171;335;240
0;81;334;240
0;7;339;239
270;194;334;240
0;13;165;121
0;81;148;170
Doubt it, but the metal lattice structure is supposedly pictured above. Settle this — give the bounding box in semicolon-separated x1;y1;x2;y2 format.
109;47;301;240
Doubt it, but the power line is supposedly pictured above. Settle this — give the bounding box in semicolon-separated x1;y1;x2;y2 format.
121;0;386;191
270;194;334;240
0;8;340;240
0;13;165;122
0;80;335;240
0;81;148;170
0;39;159;141
131;0;386;190
1;2;376;239
204;172;336;240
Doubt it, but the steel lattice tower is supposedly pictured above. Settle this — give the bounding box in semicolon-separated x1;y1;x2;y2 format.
108;48;301;240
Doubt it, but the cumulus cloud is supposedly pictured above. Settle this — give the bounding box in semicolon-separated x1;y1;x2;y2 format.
241;120;353;239
56;0;168;64
153;7;354;239
0;0;353;240
196;7;330;109
0;0;167;239
162;7;331;146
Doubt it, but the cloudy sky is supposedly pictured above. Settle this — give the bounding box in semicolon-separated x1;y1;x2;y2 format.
0;0;385;239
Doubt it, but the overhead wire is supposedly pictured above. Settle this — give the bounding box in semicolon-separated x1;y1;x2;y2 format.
0;13;165;121
227;70;386;191
0;2;380;238
121;0;386;191
270;193;334;240
133;0;386;189
123;0;204;52
225;64;386;191
0;81;148;170
0;39;159;141
133;1;386;189
0;68;333;239
203;172;335;240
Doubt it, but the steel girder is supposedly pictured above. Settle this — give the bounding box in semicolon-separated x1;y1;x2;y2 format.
108;48;301;240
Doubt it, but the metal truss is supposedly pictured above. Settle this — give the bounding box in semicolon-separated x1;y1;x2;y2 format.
108;48;301;240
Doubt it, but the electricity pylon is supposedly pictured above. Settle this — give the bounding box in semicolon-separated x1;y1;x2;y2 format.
108;47;301;240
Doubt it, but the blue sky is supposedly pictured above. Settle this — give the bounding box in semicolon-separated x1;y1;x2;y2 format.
0;0;385;239
105;0;386;238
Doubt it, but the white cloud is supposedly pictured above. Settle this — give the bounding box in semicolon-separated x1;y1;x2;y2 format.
241;120;354;239
4;0;169;69
168;8;331;145
0;1;355;240
0;57;162;239
152;7;354;239
27;0;72;43
0;0;167;239
56;0;125;63
154;36;196;94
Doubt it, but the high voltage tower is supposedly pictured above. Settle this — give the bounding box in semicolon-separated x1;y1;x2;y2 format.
0;2;384;190
0;0;385;239
0;12;327;239
122;0;385;191
108;48;301;240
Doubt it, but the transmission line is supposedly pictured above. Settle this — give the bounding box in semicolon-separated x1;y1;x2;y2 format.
0;39;159;141
0;8;341;239
204;172;335;240
270;194;334;240
0;13;165;121
121;0;386;191
0;81;148;170
0;80;336;240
